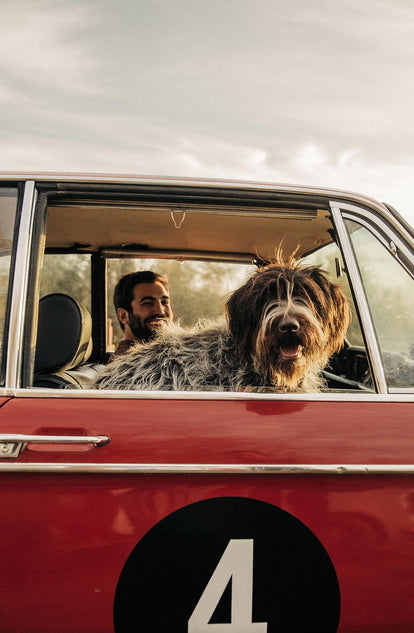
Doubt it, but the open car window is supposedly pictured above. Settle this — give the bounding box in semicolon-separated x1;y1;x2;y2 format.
26;187;376;394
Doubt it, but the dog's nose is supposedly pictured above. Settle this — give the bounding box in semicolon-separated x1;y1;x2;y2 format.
279;317;300;333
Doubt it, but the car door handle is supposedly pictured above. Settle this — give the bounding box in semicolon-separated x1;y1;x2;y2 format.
0;434;110;458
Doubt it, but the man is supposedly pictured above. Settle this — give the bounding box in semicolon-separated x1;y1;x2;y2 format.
110;270;173;361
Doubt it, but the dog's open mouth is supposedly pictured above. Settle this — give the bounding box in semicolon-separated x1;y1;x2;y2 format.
279;343;303;360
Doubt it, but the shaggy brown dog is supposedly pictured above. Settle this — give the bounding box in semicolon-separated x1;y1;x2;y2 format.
93;261;350;392
226;260;351;391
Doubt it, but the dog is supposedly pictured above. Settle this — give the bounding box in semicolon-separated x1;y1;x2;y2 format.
93;260;350;392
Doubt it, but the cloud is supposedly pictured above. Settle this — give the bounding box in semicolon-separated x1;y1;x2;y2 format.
295;145;328;172
2;112;412;227
290;142;414;222
0;0;99;96
0;0;413;227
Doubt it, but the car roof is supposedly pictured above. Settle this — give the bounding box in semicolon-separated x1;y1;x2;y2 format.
2;172;410;260
0;170;393;206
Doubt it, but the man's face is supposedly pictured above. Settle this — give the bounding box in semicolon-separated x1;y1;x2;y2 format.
124;281;173;341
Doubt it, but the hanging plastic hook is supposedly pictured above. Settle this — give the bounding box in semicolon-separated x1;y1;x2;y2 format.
171;208;186;229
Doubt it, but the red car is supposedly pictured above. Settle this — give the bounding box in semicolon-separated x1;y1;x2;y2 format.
0;174;413;632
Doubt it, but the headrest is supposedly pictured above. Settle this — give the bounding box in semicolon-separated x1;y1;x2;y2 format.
34;293;92;373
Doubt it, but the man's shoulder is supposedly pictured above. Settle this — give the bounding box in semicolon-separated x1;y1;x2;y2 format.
109;339;137;362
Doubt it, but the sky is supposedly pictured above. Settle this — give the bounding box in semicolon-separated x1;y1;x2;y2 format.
1;0;414;225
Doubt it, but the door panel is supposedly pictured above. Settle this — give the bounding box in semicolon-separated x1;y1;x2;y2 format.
0;396;413;632
1;397;414;464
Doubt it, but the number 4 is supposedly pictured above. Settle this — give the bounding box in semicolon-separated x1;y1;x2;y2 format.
188;539;267;633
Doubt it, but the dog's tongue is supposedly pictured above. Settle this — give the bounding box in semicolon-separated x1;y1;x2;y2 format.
280;344;300;359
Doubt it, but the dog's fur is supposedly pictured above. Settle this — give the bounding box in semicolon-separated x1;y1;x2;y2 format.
93;261;350;393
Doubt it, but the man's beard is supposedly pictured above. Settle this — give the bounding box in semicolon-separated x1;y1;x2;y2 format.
128;313;167;341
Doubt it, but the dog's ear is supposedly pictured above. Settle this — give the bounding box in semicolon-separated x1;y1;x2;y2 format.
225;277;259;360
308;267;351;355
327;281;352;355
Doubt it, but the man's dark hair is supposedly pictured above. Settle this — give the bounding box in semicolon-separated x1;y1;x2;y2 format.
114;271;169;330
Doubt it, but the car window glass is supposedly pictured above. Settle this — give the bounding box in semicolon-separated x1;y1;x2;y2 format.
0;187;19;386
345;218;414;388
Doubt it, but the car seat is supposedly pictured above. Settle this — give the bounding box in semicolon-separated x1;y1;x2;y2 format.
33;293;97;388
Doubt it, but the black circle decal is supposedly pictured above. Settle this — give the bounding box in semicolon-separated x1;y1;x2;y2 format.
114;497;340;632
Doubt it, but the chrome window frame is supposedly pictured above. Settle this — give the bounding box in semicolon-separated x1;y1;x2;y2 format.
0;184;21;388
14;387;414;402
4;181;37;395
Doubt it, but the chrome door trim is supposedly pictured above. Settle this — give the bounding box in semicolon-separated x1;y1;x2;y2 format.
330;202;388;393
6;181;37;393
0;462;413;474
13;387;414;401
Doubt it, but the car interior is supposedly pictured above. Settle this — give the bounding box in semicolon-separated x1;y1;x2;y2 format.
26;182;373;392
